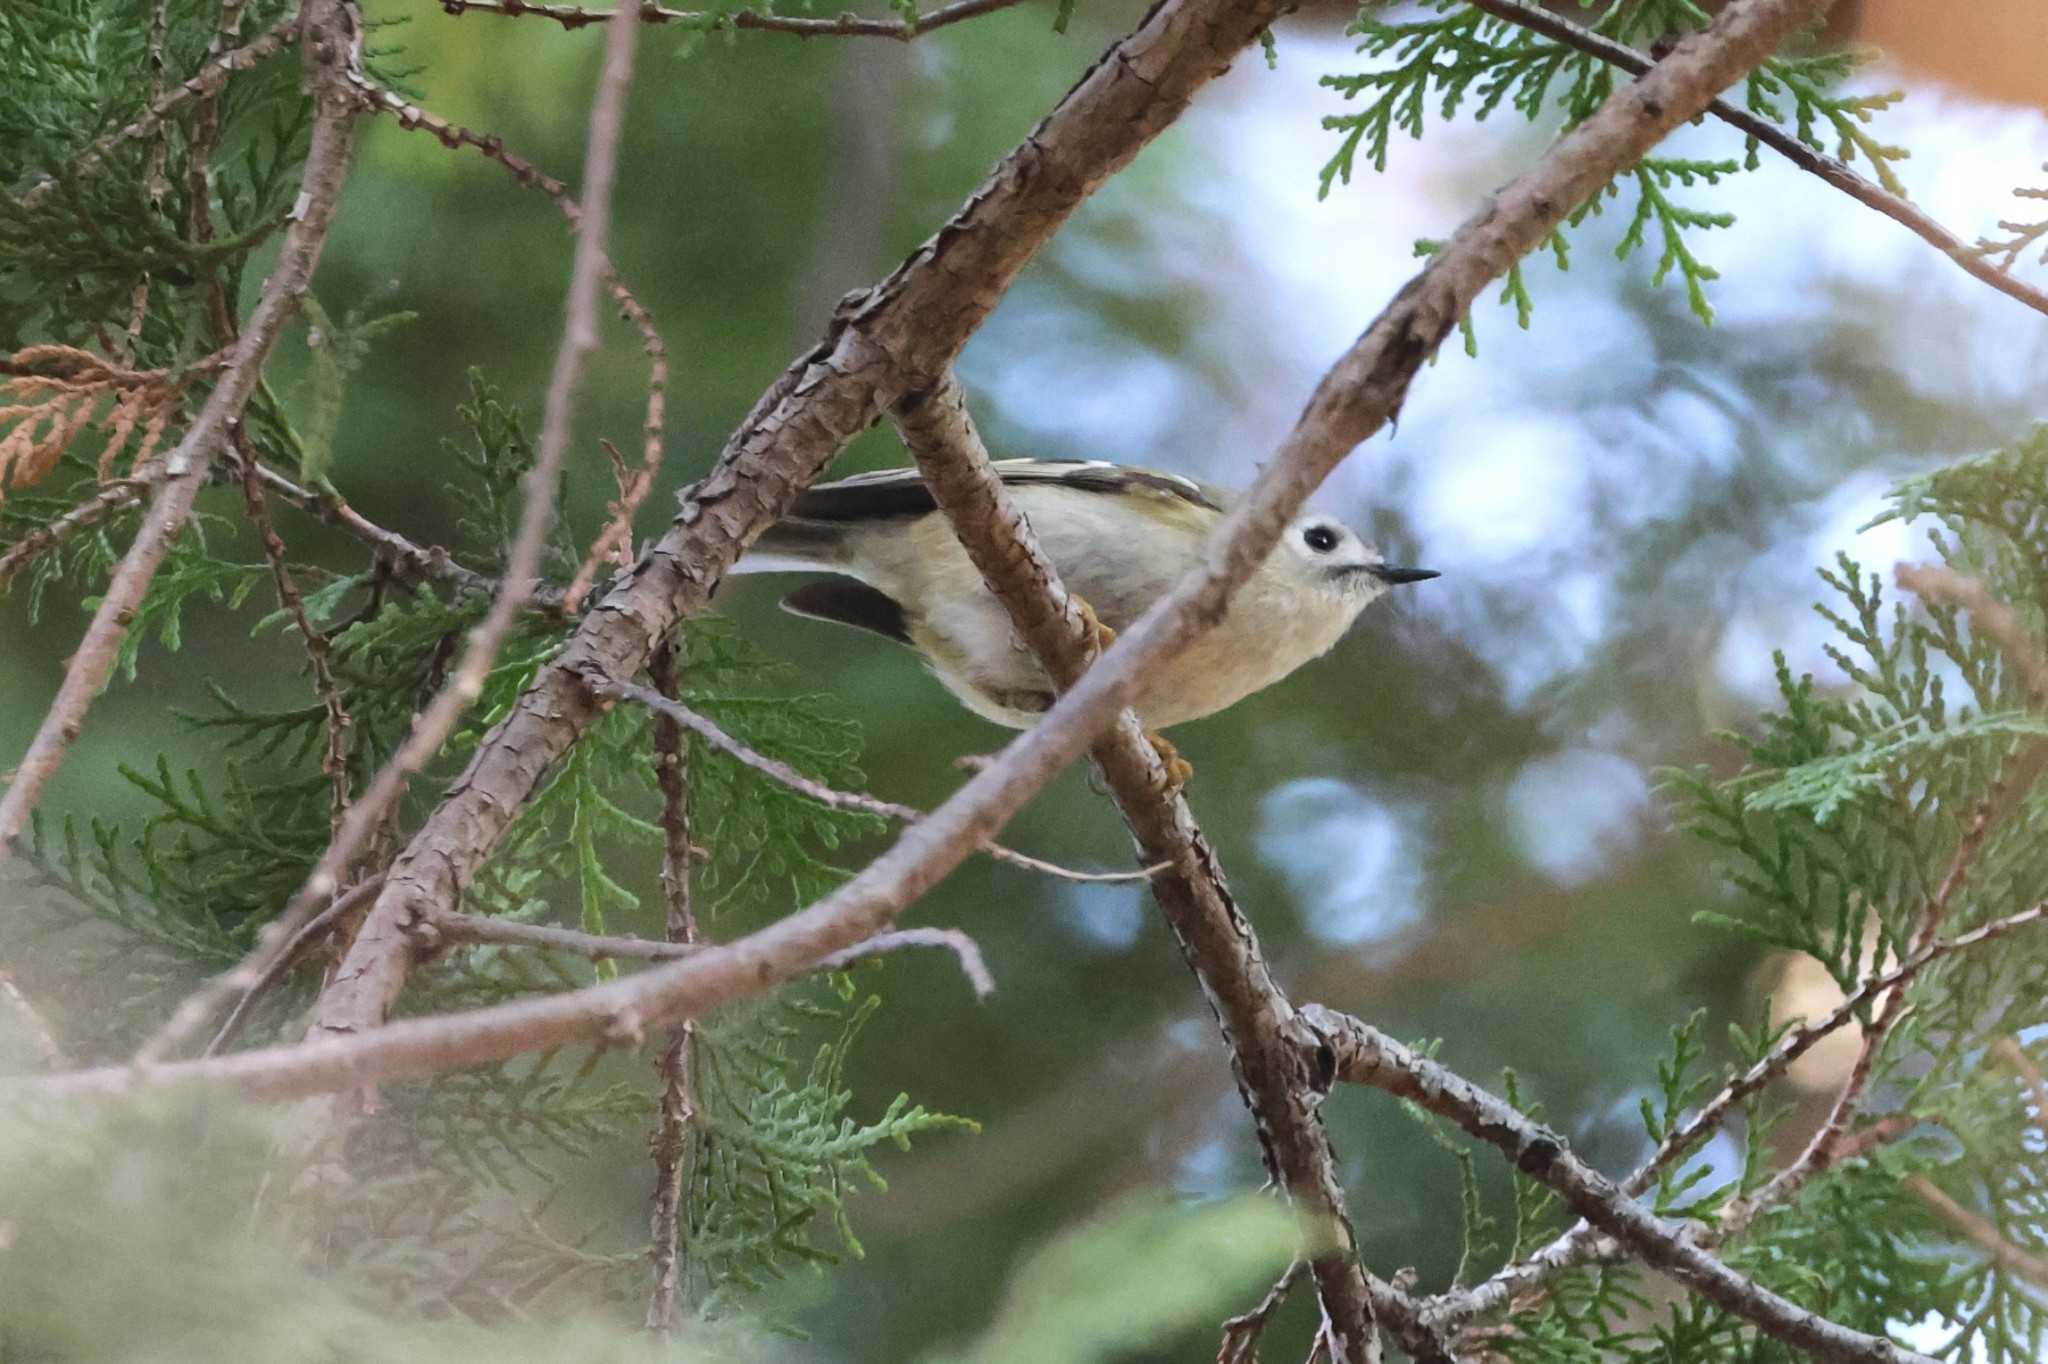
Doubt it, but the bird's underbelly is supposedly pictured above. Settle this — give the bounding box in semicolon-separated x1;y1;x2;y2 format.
907;597;1335;730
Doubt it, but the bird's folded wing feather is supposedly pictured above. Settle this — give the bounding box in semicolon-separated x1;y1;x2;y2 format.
789;459;1227;523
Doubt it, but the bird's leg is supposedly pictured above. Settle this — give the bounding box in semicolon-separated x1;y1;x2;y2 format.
1068;592;1191;793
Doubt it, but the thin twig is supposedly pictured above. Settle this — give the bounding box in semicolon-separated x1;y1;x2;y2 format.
0;479;148;587
268;0;1300;1083
242;457;522;603
204;875;388;1055
1219;1261;1307;1364
644;637;697;1332
434;911;994;997
0;0;360;858
15;17;301;213
1423;898;2048;1329
1308;1008;1937;1364
343;75;669;619
1904;1174;2048;1293
438;0;1026;39
300;0;643;1091
187;0;255;345
604;680;1164;884
0;968;67;1069
1463;0;2048;321
236;436;353;837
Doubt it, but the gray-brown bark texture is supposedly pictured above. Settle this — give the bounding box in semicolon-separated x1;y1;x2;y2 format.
308;0;1292;1047
889;377;1429;1364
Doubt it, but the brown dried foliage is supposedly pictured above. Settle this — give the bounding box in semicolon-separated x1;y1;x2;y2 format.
0;345;204;501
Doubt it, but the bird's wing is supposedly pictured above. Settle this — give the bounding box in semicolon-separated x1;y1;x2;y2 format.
788;459;1228;523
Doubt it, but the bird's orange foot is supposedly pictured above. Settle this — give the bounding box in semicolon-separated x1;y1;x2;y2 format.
1146;731;1193;793
1071;593;1118;658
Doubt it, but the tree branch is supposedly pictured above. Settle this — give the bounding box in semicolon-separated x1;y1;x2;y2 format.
602;679;1160;883
24;0;1830;1194
0;0;361;853
340;75;671;618
1422;897;2048;1328
301;0;643;1087
1305;1007;1938;1364
434;909;993;994
242;457;525;604
0;478;148;587
14;16;300;213
1463;0;2048;321
294;0;1296;1062
887;375;1431;1364
236;440;353;837
1218;1261;1307;1364
644;637;697;1333
438;0;1027;39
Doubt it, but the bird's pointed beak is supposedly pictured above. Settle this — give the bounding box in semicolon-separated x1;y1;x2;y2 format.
1367;564;1439;586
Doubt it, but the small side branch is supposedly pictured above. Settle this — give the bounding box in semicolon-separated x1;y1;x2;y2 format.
1305;1008;1937;1364
303;0;645;1084
15;17;300;212
645;636;698;1332
1427;898;2048;1327
1905;1174;2048;1293
438;0;1027;39
0;479;148;587
603;679;1159;883
0;0;362;856
236;442;353;836
1218;1261;1307;1364
344;75;670;618
1463;0;2048;321
887;375;1428;1364
245;458;522;604
434;912;995;997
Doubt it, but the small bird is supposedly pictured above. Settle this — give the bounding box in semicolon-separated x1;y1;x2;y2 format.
736;459;1435;742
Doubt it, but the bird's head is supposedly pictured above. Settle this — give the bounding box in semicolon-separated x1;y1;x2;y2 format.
1274;513;1438;609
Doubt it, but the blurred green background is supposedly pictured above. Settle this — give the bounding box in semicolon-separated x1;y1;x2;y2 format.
7;1;2048;1357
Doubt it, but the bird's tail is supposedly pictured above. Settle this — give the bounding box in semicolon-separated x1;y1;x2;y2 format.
732;517;853;576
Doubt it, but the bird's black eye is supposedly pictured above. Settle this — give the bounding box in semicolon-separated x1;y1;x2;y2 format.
1302;525;1340;554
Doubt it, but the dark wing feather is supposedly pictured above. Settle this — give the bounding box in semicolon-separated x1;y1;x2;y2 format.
781;580;912;646
788;459;1226;523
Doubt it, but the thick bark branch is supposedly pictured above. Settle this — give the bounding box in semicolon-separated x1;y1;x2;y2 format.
888;376;1428;1364
302;1;641;1072
28;0;1831;1146
1305;1008;1938;1364
303;0;1290;1048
